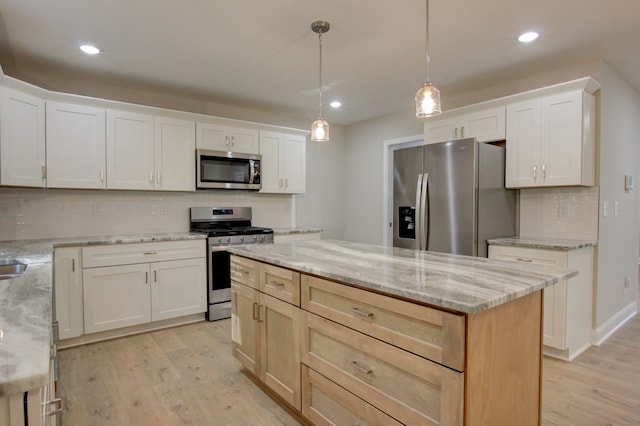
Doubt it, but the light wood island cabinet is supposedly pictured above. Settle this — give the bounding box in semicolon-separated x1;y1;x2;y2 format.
231;253;548;425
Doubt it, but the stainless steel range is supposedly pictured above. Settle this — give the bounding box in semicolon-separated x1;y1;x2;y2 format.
190;207;274;321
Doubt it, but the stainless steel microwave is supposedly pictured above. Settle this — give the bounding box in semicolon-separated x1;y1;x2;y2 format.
196;149;261;190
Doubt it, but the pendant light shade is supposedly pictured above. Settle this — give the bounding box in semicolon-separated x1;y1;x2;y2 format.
415;0;442;118
311;20;330;142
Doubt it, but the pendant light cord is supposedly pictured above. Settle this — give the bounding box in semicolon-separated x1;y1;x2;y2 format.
318;32;323;118
425;0;430;84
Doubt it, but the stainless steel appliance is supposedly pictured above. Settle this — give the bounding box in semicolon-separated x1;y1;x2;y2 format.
196;149;261;190
393;138;516;257
190;207;273;320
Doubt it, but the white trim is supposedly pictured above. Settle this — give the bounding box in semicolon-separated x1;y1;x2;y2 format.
543;341;592;362
382;134;425;247
590;301;638;346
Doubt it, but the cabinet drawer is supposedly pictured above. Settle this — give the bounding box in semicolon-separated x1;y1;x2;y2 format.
301;312;464;426
230;255;259;288
301;275;465;371
82;239;205;268
302;365;403;426
260;263;300;306
488;245;567;267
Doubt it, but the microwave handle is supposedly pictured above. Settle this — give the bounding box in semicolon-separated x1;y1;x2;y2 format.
250;160;256;184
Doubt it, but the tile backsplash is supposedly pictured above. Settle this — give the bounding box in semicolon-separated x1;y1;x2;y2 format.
0;188;293;241
519;186;599;241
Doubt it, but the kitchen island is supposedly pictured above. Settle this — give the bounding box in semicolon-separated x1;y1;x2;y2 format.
228;239;578;426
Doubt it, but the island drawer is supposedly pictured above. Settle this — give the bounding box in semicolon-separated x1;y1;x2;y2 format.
301;312;464;426
301;365;403;426
260;263;301;306
82;240;205;268
230;255;259;289
301;275;465;371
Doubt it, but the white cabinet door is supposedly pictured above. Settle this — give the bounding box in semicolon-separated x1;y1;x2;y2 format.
106;109;154;190
151;258;206;321
488;246;567;349
424;106;505;144
0;86;46;187
541;91;590;186
505;99;541;188
196;122;258;154
83;263;151;333
281;133;306;194
154;116;195;191
259;130;306;194
46;101;106;189
259;130;282;193
54;247;84;340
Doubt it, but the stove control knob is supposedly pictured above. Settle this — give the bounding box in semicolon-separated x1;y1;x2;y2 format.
226;237;231;244
259;235;265;242
252;235;258;242
240;236;244;242
217;237;224;245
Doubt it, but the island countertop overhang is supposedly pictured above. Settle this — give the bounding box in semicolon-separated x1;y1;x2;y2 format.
228;239;578;314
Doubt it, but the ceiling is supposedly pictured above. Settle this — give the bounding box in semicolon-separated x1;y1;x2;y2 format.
0;0;639;126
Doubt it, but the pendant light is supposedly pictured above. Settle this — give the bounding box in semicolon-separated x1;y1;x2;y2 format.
311;20;330;142
415;0;442;118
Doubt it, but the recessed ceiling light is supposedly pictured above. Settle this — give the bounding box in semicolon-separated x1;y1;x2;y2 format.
518;32;539;43
80;44;101;55
330;101;342;108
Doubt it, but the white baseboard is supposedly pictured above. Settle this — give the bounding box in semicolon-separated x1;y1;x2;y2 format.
591;301;638;346
544;341;592;362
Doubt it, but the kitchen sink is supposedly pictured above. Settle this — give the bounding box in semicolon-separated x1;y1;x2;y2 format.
0;259;27;280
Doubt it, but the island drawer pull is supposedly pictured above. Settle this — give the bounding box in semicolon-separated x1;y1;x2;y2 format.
517;258;533;262
237;267;250;275
351;360;372;375
270;280;286;287
351;307;374;318
252;302;259;320
144;251;158;255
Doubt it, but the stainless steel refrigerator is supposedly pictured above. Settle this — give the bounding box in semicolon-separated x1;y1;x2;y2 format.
393;138;516;257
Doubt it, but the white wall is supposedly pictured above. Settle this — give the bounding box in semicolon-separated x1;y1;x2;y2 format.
593;63;640;330
295;125;346;240
343;108;424;244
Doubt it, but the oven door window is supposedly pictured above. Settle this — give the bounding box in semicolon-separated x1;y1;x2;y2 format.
201;157;250;184
210;250;230;291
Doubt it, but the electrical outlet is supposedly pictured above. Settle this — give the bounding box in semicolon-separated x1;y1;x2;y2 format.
603;201;609;217
160;204;168;215
92;203;102;216
623;276;630;294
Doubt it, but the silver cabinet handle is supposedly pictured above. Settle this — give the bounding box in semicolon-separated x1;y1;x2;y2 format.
454;127;458;139
71;258;75;272
225;136;230;146
156;171;161;185
533;165;538;180
517;258;533;262
350;307;374;318
237;267;249;275
284;178;288;189
144;251;158;255
542;164;546;179
270;280;285;287
252;302;259;320
149;171;153;183
351;360;372;375
279;178;283;189
231;136;235;146
41;165;47;179
154;270;157;282
100;168;105;183
145;271;148;283
461;126;465;138
258;305;264;323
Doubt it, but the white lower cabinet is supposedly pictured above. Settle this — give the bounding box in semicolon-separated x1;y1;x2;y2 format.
53;247;83;339
53;239;206;340
489;244;594;360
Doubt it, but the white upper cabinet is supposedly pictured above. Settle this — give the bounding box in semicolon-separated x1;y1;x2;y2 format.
259;131;306;194
154;116;195;191
106;109;155;190
106;110;195;191
424;106;505;144
46;101;106;189
196;122;259;154
506;90;595;188
0;86;46;187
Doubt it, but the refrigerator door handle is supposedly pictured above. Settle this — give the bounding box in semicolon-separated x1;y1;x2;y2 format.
415;174;424;249
421;173;429;250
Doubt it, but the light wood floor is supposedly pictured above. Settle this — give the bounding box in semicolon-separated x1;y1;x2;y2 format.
58;312;640;425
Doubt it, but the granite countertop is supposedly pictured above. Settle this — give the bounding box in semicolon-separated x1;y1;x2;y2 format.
0;232;205;397
272;227;323;235
487;236;598;250
229;239;578;314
